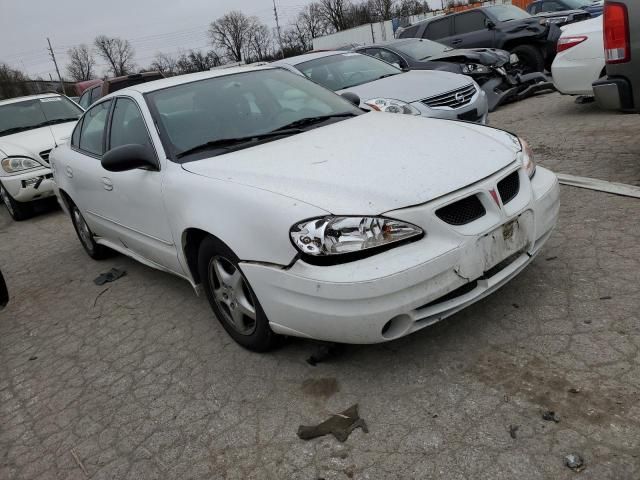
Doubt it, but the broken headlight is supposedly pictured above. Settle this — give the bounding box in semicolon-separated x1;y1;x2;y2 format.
1;156;41;174
290;216;423;263
363;98;420;115
462;64;491;75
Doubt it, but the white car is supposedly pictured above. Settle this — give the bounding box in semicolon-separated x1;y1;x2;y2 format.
551;17;605;96
273;51;489;124
51;66;559;351
0;94;82;220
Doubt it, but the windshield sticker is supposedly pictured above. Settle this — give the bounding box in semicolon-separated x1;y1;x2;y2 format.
40;97;62;102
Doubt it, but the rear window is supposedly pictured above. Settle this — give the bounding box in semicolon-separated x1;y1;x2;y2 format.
424;17;452;39
484;5;531;22
104;73;164;95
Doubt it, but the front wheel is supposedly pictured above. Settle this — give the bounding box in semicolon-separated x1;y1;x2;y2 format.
511;44;545;74
70;203;109;260
0;183;31;221
198;236;279;352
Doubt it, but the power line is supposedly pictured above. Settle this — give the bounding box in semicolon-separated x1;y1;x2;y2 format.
46;38;66;95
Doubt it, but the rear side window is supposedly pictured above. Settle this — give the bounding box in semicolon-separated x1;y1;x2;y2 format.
109;98;152;150
454;11;488;35
89;86;102;104
398;24;420;38
79;101;111;156
78;90;92;109
424;17;452;40
71;118;83;147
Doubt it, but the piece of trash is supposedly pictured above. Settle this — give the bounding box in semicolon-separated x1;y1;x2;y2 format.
512;303;520;309
432;413;438;418
564;453;585;471
599;296;612;300
584;319;592;324
297;404;368;442
93;268;126;286
28;356;37;361
306;342;341;366
575;95;595;104
545;256;558;261
509;424;519;439
542;410;560;423
568;387;580;394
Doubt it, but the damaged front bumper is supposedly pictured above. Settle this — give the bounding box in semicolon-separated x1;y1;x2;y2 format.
0;168;55;203
241;166;560;344
481;71;555;112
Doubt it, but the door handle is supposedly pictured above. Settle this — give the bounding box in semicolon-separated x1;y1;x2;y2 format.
65;166;73;178
102;177;113;191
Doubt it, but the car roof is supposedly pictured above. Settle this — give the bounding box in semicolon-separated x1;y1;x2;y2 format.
108;65;277;97
0;93;62;107
273;51;350;67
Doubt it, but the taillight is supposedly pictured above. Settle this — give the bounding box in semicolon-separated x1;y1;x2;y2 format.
557;36;588;53
603;1;630;64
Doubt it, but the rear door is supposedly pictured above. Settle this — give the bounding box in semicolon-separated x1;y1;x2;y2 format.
450;10;495;49
422;16;455;45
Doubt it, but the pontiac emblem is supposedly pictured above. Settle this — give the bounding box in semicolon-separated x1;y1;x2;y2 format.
489;188;501;208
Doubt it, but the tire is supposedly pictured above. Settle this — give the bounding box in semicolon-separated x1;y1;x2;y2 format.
0;182;31;221
69;202;110;260
198;236;279;352
511;44;545;74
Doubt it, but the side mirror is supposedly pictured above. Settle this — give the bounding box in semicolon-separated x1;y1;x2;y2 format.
486;20;496;30
340;91;361;107
101;144;158;172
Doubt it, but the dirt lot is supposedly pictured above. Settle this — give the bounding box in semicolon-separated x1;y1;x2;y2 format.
1;92;639;480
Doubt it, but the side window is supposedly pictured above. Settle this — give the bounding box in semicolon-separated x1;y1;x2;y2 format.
109;98;152;150
530;2;541;14
90;86;103;104
71;118;83;148
542;1;565;11
78;91;91;109
454;11;488;35
398;24;420;39
424;18;452;40
79;101;111;156
378;49;403;66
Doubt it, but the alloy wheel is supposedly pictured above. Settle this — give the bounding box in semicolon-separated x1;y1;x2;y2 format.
0;186;14;216
208;255;257;336
73;207;94;253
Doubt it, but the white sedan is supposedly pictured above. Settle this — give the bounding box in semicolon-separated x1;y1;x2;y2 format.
0;94;82;220
551;17;605;96
51;66;559;351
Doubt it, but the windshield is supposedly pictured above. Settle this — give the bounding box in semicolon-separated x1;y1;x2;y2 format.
562;0;590;8
297;53;402;91
0;96;83;137
393;39;451;60
146;68;361;161
485;5;532;21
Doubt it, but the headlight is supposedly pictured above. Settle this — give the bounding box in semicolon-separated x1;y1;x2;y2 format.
290;216;423;262
363;98;420;115
547;16;568;24
461;63;491;74
1;156;41;174
509;53;519;65
518;138;537;178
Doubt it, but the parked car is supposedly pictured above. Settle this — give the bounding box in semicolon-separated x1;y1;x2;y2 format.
354;38;553;111
0;269;7;309
273;51;489;123
527;0;604;18
396;5;563;73
77;72;164;109
552;17;604;96
0;93;83;220
593;0;639;112
51;66;560;351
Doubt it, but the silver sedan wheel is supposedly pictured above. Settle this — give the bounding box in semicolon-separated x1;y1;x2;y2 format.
72;207;94;253
0;185;14;216
208;255;257;336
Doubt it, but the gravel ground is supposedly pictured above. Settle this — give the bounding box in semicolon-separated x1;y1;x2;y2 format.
1;92;639;480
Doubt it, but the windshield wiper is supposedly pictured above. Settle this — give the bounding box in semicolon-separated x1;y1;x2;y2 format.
176;129;304;159
44;117;80;126
377;73;400;80
272;112;357;132
0;126;34;136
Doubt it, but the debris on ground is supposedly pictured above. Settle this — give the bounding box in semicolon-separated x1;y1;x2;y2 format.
545;256;558;261
584;319;592;324
575;95;595;104
93;268;126;286
306;342;342;366
509;424;519;439
297;404;368;442
28;356;37;361
564;453;585;471
568;387;580;394
542;410;561;423
599;296;612;300
512;303;520;309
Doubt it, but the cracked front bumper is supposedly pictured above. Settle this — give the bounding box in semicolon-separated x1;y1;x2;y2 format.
242;167;560;344
0;168;55;203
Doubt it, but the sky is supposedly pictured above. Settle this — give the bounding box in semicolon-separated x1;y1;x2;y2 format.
0;0;320;78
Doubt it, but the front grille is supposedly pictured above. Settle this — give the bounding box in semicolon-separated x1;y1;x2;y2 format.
497;171;520;205
422;83;477;109
39;149;51;163
436;195;486;225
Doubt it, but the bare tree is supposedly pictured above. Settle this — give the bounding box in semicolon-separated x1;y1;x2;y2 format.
151;53;178;76
179;50;222;73
209;11;253;62
94;35;135;76
318;0;351;31
0;63;31;100
369;0;395;20
246;22;272;61
66;45;96;81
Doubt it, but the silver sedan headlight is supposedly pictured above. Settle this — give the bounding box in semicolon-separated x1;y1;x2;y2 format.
290;216;423;262
1;156;41;174
363;98;421;115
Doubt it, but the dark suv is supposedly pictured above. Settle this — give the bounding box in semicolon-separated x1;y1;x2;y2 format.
397;5;562;73
593;0;639;112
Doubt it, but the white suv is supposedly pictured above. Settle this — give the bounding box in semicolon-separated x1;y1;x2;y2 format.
0;94;82;220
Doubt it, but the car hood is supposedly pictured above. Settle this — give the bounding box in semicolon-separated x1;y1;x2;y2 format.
428;48;511;67
0;122;76;164
336;70;471;103
182;113;519;214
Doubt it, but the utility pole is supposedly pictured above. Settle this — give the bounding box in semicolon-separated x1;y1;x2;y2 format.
46;38;66;95
272;0;285;59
